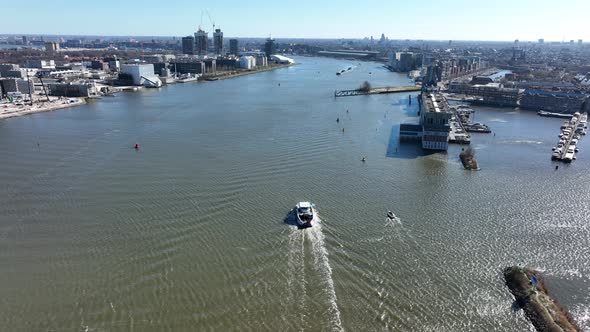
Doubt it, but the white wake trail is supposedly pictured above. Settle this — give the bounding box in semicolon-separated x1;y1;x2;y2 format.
307;217;344;331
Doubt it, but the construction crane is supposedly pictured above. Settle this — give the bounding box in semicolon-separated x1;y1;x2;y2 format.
36;72;50;102
199;10;204;30
206;10;215;31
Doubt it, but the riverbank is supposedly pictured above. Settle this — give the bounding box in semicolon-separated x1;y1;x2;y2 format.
504;266;581;332
0;63;293;120
0;96;86;120
202;63;294;81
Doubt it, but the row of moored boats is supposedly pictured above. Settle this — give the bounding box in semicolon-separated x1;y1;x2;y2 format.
552;112;587;162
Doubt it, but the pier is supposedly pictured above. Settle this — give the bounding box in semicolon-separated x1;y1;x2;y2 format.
551;112;587;162
334;85;421;97
448;106;471;144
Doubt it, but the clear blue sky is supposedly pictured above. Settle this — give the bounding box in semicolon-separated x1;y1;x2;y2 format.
2;0;588;41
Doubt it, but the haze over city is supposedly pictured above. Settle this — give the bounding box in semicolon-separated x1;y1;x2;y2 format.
1;0;589;41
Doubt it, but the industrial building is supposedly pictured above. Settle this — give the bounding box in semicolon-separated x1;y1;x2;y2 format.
213;29;223;55
182;36;195;55
120;63;162;87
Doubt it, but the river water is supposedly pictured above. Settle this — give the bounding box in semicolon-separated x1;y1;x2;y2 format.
0;57;589;331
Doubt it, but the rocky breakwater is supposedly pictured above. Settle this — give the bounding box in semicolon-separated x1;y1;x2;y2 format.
503;266;581;332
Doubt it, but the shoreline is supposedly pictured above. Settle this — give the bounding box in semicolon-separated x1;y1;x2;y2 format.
0;97;86;120
0;63;294;121
504;266;581;332
201;63;294;81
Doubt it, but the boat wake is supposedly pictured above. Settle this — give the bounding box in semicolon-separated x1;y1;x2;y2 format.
284;216;343;331
285;225;307;329
385;216;402;226
307;217;343;331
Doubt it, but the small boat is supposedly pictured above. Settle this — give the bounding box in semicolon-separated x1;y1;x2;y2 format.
537;110;572;119
387;211;395;219
294;202;316;228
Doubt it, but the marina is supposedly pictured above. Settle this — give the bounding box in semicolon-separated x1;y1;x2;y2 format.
552;112;588;162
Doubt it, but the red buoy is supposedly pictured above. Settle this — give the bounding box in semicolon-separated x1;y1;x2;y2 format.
134;143;139;150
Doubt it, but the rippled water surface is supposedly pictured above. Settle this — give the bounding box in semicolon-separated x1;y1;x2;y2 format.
1;57;589;331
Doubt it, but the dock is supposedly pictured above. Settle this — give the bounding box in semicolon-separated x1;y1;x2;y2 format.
334;85;421;97
452;105;492;133
552;112;587;162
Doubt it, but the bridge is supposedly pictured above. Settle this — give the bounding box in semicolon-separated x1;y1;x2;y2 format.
334;85;421;97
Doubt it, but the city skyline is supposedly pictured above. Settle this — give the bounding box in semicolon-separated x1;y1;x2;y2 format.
1;0;588;42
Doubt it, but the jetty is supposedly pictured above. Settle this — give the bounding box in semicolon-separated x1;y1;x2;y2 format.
334;85;421;97
504;266;581;332
551;112;587;162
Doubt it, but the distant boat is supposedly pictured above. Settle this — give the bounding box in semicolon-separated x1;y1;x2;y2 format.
387;211;395;219
537;110;572;119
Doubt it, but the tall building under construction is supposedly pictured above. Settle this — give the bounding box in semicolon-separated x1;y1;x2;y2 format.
213;29;223;55
195;29;208;56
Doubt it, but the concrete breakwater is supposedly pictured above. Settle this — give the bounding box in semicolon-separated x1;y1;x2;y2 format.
503;266;581;332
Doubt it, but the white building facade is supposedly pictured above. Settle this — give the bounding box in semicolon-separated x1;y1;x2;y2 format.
120;64;162;87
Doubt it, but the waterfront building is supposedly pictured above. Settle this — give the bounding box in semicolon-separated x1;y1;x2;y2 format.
0;78;34;95
182;36;195;55
239;56;256;70
216;59;239;70
264;37;276;58
120;63;162;87
269;55;294;64
520;90;588;113
388;52;420;72
22;36;27;45
48;82;97;97
171;60;206;74
195;29;208;55
450;82;521;107
317;50;379;60
255;55;268;67
421;94;451;150
203;59;216;74
213;29;223;55
229;39;239;55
